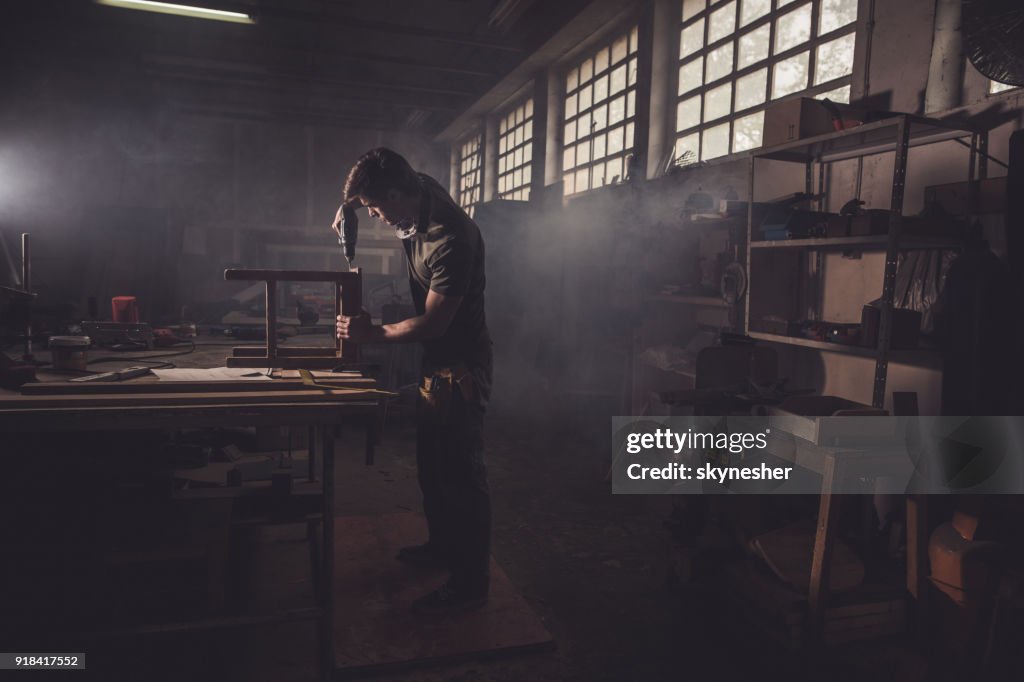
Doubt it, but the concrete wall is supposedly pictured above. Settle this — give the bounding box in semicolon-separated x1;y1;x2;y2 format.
0;102;446;322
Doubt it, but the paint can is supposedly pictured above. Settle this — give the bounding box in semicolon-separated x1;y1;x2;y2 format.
48;336;91;371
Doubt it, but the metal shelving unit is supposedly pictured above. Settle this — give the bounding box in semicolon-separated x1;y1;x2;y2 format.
744;114;988;408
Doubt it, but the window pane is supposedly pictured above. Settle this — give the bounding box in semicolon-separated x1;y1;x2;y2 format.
733;110;764;152
593;103;608;131
563;147;575;170
679;57;704;95
612;34;629;63
677;96;702;131
630;25;639;53
593;133;607;159
577;140;591;165
524;144;533;163
608;125;625;154
777;0;798;6
740;0;770;26
498;156;506;174
524;120;533;140
610;95;626;124
579;84;593;110
514;147;523;167
625;121;635;149
815;33;855;84
772;51;809;98
594;47;610;74
990;80;1016;94
675;133;700;166
680;19;706;59
610;64;627;93
565;93;577;119
626;90;636;118
606;156;623;183
735;67;767;109
704;82;732;120
576;169;590;193
514;126;523;146
580;58;594;83
577;111;592;139
499;118;507;135
815;84;851;103
820;0;857;34
566;67;578;93
565;121;577;145
775;4;812;53
592;161;606;188
628;57;638;86
594;74;609;103
705;42;735;82
702;122;730;160
525;98;533;118
513;168;522;187
499;136;507;155
738;25;770;68
708;1;737;43
682;0;705;21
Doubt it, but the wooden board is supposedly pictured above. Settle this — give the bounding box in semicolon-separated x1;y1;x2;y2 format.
19;374;376;395
332;513;554;676
0;388;387;409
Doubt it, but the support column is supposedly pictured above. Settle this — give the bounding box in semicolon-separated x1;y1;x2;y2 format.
530;71;549;199
544;66;562;188
646;0;680;178
483;115;499;202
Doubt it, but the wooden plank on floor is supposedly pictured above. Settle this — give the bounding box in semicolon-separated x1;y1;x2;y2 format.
333;513;554;677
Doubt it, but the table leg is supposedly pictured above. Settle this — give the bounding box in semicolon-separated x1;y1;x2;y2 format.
808;455;840;646
907;493;930;644
308;425;317;483
319;424;335;680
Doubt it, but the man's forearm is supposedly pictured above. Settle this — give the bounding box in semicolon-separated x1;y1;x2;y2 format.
374;315;444;343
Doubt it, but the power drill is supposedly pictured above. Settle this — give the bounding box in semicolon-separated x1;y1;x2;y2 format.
334;201;358;271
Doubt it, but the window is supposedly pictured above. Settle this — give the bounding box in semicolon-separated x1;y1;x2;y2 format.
457;134;483;217
674;0;857;165
562;26;641;196
497;98;535;201
990;80;1019;95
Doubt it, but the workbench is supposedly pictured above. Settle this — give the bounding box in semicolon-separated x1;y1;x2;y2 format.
0;365;386;681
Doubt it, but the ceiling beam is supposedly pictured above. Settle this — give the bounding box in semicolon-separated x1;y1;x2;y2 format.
257;6;525;53
151;70;463;112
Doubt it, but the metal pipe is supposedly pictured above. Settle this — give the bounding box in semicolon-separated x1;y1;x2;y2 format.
924;0;964;113
22;233;33;361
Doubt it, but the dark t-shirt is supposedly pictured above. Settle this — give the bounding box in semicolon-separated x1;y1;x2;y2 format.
402;173;491;371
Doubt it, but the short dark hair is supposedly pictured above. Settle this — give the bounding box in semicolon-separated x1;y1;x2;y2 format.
343;147;421;203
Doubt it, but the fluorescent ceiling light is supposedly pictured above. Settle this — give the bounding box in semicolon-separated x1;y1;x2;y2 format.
95;0;256;24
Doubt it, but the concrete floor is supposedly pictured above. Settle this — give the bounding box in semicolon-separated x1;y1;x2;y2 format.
52;343;928;681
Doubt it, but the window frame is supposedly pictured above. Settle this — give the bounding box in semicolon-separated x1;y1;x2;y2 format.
560;24;642;197
457;133;483;217
497;96;536;201
674;0;859;165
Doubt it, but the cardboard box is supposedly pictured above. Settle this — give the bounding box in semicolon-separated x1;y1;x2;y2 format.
861;303;922;350
923;177;1007;215
762;97;863;148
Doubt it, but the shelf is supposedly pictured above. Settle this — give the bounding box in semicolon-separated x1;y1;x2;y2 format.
645;293;730;307
747;332;942;366
754;114;981;164
749;235;962;251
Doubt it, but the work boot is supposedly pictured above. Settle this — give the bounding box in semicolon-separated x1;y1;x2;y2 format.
411;580;488;614
395;542;444;567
